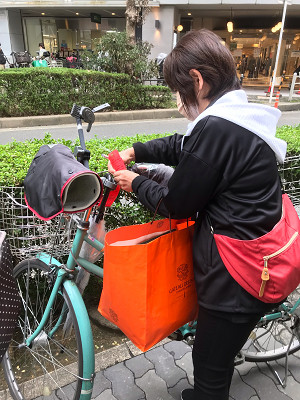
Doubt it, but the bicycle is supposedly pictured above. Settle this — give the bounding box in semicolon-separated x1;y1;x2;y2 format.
0;104;299;399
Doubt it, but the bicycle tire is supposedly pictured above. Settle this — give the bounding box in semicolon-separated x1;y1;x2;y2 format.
2;258;84;400
242;287;300;362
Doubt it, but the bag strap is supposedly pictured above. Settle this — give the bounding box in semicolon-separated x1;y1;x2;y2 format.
278;170;285;194
153;196;172;231
153;196;189;232
206;213;214;234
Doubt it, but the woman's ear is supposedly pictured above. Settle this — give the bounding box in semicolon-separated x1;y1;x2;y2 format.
189;69;204;92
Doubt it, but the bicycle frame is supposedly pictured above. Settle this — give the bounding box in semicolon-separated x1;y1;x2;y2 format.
21;207;107;399
177;295;300;343
18;105;110;399
9;104;300;399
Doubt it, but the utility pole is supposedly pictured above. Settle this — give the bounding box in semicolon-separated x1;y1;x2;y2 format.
269;0;291;103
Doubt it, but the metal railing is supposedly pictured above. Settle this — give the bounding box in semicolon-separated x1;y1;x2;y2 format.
288;73;300;101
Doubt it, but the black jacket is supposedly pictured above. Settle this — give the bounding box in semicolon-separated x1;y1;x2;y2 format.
0;49;6;65
132;116;282;315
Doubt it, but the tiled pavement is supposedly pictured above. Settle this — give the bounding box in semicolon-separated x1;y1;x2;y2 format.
90;338;300;400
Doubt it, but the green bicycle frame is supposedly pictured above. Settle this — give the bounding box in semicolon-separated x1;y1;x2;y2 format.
24;210;105;400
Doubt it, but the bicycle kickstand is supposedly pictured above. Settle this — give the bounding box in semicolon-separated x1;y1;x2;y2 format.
266;336;294;388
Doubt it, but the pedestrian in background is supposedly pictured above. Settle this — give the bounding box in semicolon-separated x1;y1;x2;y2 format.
0;44;6;70
108;29;286;400
38;43;49;59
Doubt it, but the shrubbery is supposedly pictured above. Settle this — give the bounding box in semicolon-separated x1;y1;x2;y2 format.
0;68;172;117
0;125;299;229
276;124;300;153
81;32;158;81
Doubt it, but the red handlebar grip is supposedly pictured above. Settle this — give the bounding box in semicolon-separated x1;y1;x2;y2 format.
108;150;126;171
105;150;125;207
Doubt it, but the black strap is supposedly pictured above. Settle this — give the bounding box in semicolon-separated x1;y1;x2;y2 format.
206;213;214;234
153;196;189;232
278;171;285;194
152;196;172;231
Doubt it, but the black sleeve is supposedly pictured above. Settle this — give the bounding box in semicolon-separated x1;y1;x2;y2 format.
132;148;222;219
133;133;184;166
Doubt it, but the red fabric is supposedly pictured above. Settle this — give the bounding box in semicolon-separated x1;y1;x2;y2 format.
105;150;126;207
214;194;300;303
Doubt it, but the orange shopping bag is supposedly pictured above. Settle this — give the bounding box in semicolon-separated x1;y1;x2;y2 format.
98;218;198;352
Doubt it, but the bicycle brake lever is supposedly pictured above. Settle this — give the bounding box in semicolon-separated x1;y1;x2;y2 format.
92;103;110;113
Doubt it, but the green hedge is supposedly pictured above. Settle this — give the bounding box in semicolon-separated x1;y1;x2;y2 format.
0;126;299;229
0;68;172;117
0;125;298;187
0;133;174;187
276;125;300;152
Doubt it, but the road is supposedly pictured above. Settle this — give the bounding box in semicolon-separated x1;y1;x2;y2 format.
0;110;299;145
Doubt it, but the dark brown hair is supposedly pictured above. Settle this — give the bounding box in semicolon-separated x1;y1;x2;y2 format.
163;29;241;114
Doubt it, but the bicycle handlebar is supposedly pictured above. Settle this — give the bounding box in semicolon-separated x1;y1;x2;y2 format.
70;102;110;168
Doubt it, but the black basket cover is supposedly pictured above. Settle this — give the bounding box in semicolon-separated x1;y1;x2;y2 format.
24;144;103;220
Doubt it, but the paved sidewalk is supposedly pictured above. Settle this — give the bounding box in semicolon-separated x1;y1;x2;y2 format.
90;338;300;400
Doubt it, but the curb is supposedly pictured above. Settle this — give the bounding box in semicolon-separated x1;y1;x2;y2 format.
247;96;300;111
0;100;299;130
93;336;171;372
0;109;182;130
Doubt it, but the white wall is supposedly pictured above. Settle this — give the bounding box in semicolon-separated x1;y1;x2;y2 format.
143;6;177;60
0;9;24;60
0;10;11;55
8;10;24;52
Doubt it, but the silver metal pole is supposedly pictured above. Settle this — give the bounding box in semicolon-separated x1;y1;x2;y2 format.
269;0;288;103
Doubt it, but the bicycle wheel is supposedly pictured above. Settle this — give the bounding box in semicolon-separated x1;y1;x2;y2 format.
2;258;83;400
242;287;300;362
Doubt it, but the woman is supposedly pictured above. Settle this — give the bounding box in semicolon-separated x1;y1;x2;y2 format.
38;42;49;59
109;29;287;399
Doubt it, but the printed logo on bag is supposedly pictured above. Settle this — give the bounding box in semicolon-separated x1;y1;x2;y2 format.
177;264;189;281
109;308;118;323
169;264;194;294
157;221;164;228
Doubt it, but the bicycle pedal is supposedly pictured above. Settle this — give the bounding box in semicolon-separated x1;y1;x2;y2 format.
234;351;245;366
184;335;195;346
168;330;183;341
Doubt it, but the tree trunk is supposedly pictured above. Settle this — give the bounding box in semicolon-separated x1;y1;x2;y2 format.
125;0;149;45
125;0;138;44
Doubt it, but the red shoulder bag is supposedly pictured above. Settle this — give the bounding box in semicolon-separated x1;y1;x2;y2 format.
213;193;300;303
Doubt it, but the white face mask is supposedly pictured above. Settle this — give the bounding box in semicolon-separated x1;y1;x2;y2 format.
176;92;199;121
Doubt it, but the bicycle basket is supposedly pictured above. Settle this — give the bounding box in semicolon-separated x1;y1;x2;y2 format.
278;155;300;217
14;51;32;64
0;186;80;260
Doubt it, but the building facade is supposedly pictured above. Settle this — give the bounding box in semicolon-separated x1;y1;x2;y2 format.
0;0;300;77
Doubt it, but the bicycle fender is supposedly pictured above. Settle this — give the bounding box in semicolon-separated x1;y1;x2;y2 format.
36;252;63;267
63;279;95;400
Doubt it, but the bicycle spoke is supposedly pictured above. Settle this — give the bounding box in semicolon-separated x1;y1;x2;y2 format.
2;259;83;400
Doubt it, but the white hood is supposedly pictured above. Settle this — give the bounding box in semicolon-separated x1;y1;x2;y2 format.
183;90;287;163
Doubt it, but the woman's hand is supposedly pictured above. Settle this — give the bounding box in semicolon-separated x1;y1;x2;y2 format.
113;170;139;193
108;147;135;174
